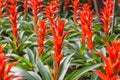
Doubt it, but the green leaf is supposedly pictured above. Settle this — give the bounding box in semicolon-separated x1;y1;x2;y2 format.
36;57;51;80
23;48;35;64
65;63;101;80
58;54;74;80
11;67;36;80
80;43;86;55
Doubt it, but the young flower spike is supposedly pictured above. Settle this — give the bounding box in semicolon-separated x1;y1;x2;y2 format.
94;40;120;80
0;45;18;80
101;0;114;34
34;20;47;56
72;0;80;24
80;4;94;51
7;0;19;46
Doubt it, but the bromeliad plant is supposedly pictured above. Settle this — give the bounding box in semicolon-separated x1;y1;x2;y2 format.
51;18;69;80
94;40;120;80
1;0;120;80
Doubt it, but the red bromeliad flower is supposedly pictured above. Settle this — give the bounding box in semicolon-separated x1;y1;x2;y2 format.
30;0;44;24
0;45;17;80
101;0;114;34
94;40;120;80
64;0;70;12
7;0;19;46
44;0;60;23
72;0;80;24
0;0;7;20
23;0;29;16
80;4;94;51
34;20;47;56
51;18;69;80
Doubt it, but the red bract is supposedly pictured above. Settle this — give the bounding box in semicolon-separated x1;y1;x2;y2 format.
51;18;69;80
0;45;17;80
7;0;19;46
23;0;29;15
72;0;80;24
30;0;44;24
94;40;120;80
101;0;114;34
64;0;70;12
80;4;94;51
0;0;7;19
44;1;60;23
34;20;47;56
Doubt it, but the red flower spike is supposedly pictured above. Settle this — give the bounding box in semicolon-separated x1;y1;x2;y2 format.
0;0;7;19
30;0;44;24
95;40;120;80
87;39;94;51
34;20;47;56
51;18;70;80
64;0;70;12
0;45;18;80
23;0;28;14
44;1;60;23
72;0;80;24
7;0;19;46
80;4;95;51
101;0;114;34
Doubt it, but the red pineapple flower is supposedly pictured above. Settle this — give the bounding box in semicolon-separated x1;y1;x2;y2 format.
34;20;47;56
94;40;120;80
7;0;19;46
44;1;60;23
0;45;17;80
80;4;94;51
23;0;29;15
30;0;44;24
51;18;69;80
101;0;114;34
64;0;70;12
0;0;7;20
72;0;80;24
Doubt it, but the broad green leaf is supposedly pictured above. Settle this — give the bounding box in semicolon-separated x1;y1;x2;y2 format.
36;58;51;80
11;67;36;80
65;63;101;80
58;54;74;80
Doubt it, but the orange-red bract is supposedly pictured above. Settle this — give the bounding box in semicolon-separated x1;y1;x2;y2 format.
34;20;47;56
94;40;120;80
80;4;95;51
101;0;114;34
0;45;17;80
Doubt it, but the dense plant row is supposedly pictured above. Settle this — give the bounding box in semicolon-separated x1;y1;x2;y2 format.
0;0;120;80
